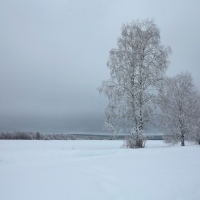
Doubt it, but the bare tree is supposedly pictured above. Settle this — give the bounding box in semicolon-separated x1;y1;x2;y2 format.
98;19;171;148
191;119;200;145
188;95;200;145
157;72;200;146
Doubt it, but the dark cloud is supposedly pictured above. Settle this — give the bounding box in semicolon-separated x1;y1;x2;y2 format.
0;113;104;133
0;0;200;133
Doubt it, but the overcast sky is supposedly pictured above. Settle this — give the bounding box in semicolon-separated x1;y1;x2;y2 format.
0;0;200;133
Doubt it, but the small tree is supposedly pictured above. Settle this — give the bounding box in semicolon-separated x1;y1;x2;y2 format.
36;132;41;140
98;19;171;148
157;72;200;146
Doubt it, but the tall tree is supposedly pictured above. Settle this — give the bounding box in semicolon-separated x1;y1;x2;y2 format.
157;72;200;146
98;19;171;148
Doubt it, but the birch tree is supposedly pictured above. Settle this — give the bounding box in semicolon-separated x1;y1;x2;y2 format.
98;19;171;148
188;93;200;145
190;118;200;145
157;72;200;146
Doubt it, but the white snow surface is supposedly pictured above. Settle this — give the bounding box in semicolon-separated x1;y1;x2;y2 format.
0;140;200;200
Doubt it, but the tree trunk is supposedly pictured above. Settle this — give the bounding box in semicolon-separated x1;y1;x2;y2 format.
181;131;185;146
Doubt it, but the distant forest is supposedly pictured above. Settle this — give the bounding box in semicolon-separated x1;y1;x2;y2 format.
0;131;162;140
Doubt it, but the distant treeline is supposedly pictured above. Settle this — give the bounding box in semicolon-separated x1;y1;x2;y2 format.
0;131;74;140
0;131;163;140
0;131;113;140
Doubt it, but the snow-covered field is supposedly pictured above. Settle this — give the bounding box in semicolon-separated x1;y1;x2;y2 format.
0;140;200;200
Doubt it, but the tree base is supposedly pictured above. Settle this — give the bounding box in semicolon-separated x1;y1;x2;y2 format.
125;133;146;149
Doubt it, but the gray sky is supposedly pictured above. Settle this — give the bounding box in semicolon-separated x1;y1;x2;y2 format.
0;0;200;133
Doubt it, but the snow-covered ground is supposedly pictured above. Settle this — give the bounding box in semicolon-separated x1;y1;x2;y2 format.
0;140;200;200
